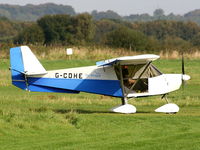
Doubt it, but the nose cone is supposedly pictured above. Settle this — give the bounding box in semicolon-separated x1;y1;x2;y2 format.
182;74;191;81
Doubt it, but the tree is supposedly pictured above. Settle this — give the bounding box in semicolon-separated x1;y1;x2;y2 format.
37;14;95;45
94;19;119;43
91;10;121;20
0;17;25;42
153;9;165;19
162;36;191;50
105;26;148;50
15;24;45;44
71;13;95;44
176;21;200;40
133;20;200;41
37;14;72;45
0;3;76;21
191;33;200;47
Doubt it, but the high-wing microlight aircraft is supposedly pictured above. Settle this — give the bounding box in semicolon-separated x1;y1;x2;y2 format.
10;46;190;114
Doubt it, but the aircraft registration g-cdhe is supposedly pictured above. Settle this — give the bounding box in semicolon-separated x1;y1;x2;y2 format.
10;46;191;114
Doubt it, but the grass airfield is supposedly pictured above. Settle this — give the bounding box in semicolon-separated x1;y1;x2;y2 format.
0;58;200;150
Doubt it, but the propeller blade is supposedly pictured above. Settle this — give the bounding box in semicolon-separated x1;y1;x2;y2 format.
181;52;185;90
182;52;185;75
181;52;191;92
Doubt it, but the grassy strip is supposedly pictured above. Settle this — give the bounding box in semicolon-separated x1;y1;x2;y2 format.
0;59;200;150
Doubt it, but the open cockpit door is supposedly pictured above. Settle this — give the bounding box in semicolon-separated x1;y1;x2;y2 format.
96;54;161;98
116;63;162;98
114;62;162;96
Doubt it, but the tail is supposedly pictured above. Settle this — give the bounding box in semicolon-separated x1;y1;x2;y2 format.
10;46;47;90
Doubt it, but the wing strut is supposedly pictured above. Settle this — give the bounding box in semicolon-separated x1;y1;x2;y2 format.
117;62;128;105
125;61;152;98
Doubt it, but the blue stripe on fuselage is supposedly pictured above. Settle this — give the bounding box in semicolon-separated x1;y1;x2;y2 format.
29;84;80;94
28;77;123;97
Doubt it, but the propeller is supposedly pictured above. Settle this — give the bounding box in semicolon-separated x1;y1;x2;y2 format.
182;52;185;75
181;52;190;89
181;52;185;89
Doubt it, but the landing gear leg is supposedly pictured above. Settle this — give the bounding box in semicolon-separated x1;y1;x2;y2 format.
121;97;128;105
161;94;170;104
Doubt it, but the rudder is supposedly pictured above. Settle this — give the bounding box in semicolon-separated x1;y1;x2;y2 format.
10;46;47;90
10;46;27;90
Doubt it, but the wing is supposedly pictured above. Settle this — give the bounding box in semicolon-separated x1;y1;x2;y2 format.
96;54;160;66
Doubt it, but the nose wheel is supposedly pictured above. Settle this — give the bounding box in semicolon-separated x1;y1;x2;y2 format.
155;94;179;114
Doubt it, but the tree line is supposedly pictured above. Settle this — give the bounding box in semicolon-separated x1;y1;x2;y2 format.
0;3;75;21
1;3;200;25
1;13;200;52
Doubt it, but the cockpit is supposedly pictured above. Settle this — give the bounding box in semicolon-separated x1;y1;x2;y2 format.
115;64;162;94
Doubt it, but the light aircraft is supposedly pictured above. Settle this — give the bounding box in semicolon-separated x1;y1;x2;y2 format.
10;46;190;114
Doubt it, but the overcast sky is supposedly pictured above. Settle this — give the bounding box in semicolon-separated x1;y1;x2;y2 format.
0;0;200;15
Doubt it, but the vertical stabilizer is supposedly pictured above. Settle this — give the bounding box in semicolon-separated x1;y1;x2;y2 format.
21;46;47;75
10;46;47;90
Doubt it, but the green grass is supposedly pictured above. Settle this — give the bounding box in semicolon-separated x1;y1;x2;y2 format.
0;58;200;150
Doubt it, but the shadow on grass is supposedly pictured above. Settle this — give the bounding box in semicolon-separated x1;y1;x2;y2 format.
54;109;112;114
136;111;152;113
53;109;152;114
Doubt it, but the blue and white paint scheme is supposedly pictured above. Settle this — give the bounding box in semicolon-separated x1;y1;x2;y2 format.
10;46;190;114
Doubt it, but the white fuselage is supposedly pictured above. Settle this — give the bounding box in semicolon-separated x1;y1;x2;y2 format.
128;74;183;97
30;65;186;98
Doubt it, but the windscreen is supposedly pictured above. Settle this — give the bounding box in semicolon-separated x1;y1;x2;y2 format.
115;64;162;80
